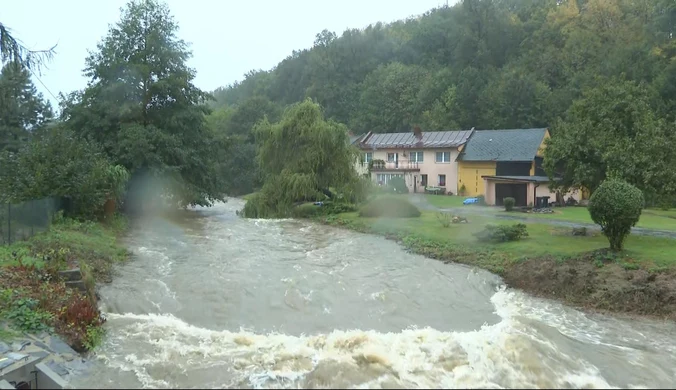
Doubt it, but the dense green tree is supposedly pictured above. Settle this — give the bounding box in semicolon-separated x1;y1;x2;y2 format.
0;126;128;219
0;62;53;152
479;68;553;128
354;63;429;133
543;78;676;198
226;96;282;140
242;100;360;218
61;0;227;207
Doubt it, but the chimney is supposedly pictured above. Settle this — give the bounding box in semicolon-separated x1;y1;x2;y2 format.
413;126;423;140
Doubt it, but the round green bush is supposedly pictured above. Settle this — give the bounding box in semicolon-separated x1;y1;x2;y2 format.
588;179;644;251
503;197;516;211
358;196;421;218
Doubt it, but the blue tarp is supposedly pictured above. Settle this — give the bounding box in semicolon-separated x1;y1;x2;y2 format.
463;197;479;205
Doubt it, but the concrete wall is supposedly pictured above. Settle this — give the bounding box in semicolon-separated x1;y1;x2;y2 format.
36;363;67;389
360;147;461;194
0;360;67;389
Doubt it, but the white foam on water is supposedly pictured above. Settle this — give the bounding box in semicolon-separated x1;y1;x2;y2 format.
137;246;173;275
89;288;620;389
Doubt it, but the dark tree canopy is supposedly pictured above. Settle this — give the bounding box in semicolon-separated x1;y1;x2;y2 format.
61;0;227;207
543;78;676;198
0;62;53;152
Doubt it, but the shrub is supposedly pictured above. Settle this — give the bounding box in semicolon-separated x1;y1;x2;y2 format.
359;196;421;218
588;179;644;251
436;212;452;227
323;202;357;214
572;227;587;236
387;177;409;194
1;293;53;333
474;223;529;243
459;184;467;196
476;195;486;205
291;202;357;218
0;126;128;219
291;203;322;218
503;197;516;211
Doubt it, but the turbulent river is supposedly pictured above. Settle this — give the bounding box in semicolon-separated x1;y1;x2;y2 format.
68;199;676;389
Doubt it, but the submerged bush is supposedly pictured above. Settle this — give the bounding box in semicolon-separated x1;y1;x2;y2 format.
475;223;528;243
588;179;644;251
359;196;421;218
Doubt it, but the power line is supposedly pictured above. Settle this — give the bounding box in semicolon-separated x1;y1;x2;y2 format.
25;66;59;102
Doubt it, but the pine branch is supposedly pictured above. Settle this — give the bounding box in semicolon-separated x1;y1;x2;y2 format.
0;22;57;74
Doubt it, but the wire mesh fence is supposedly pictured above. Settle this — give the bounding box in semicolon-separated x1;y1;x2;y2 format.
0;197;63;245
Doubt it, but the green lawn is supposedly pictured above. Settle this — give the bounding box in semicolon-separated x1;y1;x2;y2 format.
0;217;128;275
423;194;468;208
422;194;676;232
518;206;676;232
332;211;676;270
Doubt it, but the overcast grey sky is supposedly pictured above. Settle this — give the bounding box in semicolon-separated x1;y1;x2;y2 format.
5;0;453;108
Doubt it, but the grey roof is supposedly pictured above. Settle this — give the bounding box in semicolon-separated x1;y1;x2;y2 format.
458;128;548;162
482;175;554;183
349;134;364;145
360;130;473;149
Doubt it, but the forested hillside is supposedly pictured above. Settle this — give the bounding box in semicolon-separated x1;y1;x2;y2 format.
209;0;676;200
211;0;675;131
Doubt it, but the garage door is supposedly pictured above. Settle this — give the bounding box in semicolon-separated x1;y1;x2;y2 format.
495;183;528;207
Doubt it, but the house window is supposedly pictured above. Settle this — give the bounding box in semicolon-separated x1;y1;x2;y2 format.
387;153;397;162
364;152;373;164
438;174;446;187
376;173;403;186
410;151;424;163
435;151;451;163
421;174;428;186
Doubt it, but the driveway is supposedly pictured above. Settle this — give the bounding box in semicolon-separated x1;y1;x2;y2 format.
408;194;676;239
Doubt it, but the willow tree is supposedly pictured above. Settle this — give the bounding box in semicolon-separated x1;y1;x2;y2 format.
242;99;360;218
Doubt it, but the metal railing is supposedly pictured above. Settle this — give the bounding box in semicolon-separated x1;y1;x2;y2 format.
371;160;420;170
0;197;62;245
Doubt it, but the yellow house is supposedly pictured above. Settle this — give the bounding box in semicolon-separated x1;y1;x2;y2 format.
456;128;582;206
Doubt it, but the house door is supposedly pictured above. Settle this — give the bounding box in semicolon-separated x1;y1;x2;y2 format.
413;175;417;193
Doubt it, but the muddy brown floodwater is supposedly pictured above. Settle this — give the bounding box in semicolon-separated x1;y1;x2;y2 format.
67;199;676;389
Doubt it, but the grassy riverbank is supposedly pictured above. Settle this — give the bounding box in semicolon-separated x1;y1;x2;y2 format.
315;211;676;320
0;214;129;352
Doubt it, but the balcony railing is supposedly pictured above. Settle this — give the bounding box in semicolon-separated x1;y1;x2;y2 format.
371;160;420;171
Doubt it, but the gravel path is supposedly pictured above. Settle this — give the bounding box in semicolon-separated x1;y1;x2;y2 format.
408;194;676;239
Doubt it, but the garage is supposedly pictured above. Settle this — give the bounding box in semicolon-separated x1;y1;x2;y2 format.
494;183;528;207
